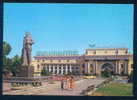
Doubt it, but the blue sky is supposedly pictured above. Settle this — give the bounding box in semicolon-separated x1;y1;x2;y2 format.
4;3;133;58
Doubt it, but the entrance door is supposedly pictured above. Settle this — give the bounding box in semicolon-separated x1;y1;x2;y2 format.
101;63;114;77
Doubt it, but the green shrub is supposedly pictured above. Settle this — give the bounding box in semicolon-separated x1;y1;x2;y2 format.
101;71;111;78
41;69;51;76
128;71;133;83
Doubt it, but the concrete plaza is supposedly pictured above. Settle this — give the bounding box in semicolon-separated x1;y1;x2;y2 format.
3;78;105;96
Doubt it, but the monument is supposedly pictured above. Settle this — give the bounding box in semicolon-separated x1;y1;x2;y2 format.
19;32;34;77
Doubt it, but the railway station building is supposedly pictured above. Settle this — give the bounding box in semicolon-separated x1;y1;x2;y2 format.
31;48;133;77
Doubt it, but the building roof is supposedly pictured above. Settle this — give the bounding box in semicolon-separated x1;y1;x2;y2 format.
36;50;79;56
34;54;132;60
86;48;128;51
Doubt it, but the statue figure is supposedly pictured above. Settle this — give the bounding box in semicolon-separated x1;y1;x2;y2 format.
22;32;34;66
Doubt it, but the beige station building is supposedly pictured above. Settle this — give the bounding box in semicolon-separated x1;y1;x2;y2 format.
31;48;133;77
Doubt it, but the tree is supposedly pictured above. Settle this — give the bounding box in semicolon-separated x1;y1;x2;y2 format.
3;58;13;77
3;41;12;73
3;41;22;76
3;58;12;70
3;41;12;57
11;55;21;76
128;71;133;83
101;70;111;78
41;69;51;76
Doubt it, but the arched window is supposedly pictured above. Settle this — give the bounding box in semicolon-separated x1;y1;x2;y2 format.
102;63;113;71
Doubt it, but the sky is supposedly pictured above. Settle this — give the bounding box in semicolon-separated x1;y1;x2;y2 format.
4;3;133;58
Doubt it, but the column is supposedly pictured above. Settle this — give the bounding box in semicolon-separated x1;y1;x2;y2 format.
126;61;129;75
80;64;82;75
77;65;80;74
53;64;55;74
49;65;51;73
84;62;88;74
117;61;119;74
70;64;72;72
95;61;99;76
45;64;47;71
57;65;59;74
65;64;68;74
87;62;90;74
124;61;128;75
61;65;63;75
115;61;118;74
118;61;121;75
94;61;96;75
124;62;126;74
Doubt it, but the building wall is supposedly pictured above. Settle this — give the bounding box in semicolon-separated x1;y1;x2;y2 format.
31;59;79;76
128;55;133;74
86;48;128;56
31;60;41;76
31;48;133;76
36;59;77;64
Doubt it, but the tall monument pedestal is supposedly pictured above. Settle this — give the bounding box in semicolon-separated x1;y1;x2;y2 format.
19;66;34;77
19;33;34;78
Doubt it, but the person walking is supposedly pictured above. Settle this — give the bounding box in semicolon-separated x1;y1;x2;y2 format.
61;76;64;90
64;76;68;89
66;76;70;90
69;76;75;90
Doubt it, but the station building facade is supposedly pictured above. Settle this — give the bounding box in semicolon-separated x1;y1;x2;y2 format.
31;48;133;76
